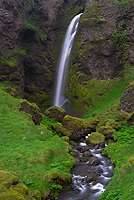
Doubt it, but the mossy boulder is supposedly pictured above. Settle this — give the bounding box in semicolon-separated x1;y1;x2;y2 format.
19;100;42;125
43;169;72;197
53;123;72;137
62;115;87;141
45;106;66;122
120;83;134;113
115;111;131;125
98;126;116;140
82;118;100;132
0;171;29;200
86;132;105;147
101;119;121;130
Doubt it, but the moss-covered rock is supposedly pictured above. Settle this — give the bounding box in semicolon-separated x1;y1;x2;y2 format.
120;83;134;113
0;171;29;200
86;132;105;147
115;111;131;125
101;119;121;130
43;169;72;197
62;115;87;141
45;106;66;122
53;123;72;137
19;99;42;125
97;125;116;140
82;118;100;132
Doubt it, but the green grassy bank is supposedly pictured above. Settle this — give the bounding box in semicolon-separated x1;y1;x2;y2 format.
0;84;75;199
99;125;134;200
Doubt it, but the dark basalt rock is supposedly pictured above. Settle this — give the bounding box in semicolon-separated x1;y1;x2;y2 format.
88;157;101;166
86;174;97;183
120;83;134;113
83;151;93;157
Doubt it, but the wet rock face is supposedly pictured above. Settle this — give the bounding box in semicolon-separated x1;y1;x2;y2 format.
120;83;134;113
0;0;65;109
0;0;85;110
69;0;134;80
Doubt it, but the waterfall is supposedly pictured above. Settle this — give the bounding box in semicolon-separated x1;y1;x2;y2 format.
54;13;82;108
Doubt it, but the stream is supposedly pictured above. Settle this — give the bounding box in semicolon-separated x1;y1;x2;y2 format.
57;138;114;200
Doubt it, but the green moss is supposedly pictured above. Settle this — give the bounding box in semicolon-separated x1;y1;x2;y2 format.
53;123;72;137
86;132;105;147
0;88;75;198
62;115;85;132
99;129;134;200
0;171;29;200
45;106;66;122
1;57;17;67
23;20;46;40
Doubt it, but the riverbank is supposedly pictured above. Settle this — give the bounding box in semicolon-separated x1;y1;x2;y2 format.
98;125;134;200
0;85;75;199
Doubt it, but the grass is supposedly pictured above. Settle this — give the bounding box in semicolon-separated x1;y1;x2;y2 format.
99;125;134;200
0;86;75;198
82;63;134;118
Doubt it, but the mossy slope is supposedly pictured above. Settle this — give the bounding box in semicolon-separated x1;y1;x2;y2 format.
0;87;75;199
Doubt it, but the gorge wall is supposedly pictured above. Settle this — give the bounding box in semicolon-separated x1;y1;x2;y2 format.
0;0;134;110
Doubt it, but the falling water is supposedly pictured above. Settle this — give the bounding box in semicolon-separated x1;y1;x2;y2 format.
54;13;82;108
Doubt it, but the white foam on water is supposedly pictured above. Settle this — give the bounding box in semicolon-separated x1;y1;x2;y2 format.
91;183;105;192
79;142;87;146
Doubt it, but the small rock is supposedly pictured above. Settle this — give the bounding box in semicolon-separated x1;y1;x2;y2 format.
86;174;97;183
83;151;93;157
88;157;101;166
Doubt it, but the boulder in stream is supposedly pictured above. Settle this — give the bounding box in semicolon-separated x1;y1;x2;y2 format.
62;115;88;141
86;132;105;147
86;174;97;183
88;157;101;166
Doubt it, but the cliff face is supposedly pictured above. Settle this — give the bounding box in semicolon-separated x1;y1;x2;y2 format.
0;0;134;110
0;0;84;110
65;0;134;103
0;0;64;108
70;0;134;79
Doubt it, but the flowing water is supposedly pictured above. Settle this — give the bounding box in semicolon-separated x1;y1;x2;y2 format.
54;13;82;108
57;140;114;200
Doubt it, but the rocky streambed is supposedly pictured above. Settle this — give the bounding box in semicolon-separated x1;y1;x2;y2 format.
57;139;114;200
45;106;118;200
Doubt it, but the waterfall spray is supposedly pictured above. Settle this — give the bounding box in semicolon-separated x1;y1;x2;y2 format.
54;13;82;108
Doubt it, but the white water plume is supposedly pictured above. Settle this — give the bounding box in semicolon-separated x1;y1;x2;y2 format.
54;13;82;108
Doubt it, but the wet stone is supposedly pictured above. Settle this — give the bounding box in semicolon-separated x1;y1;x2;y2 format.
94;167;103;176
88;157;101;166
86;174;97;183
83;151;93;157
78;146;90;152
79;156;89;162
